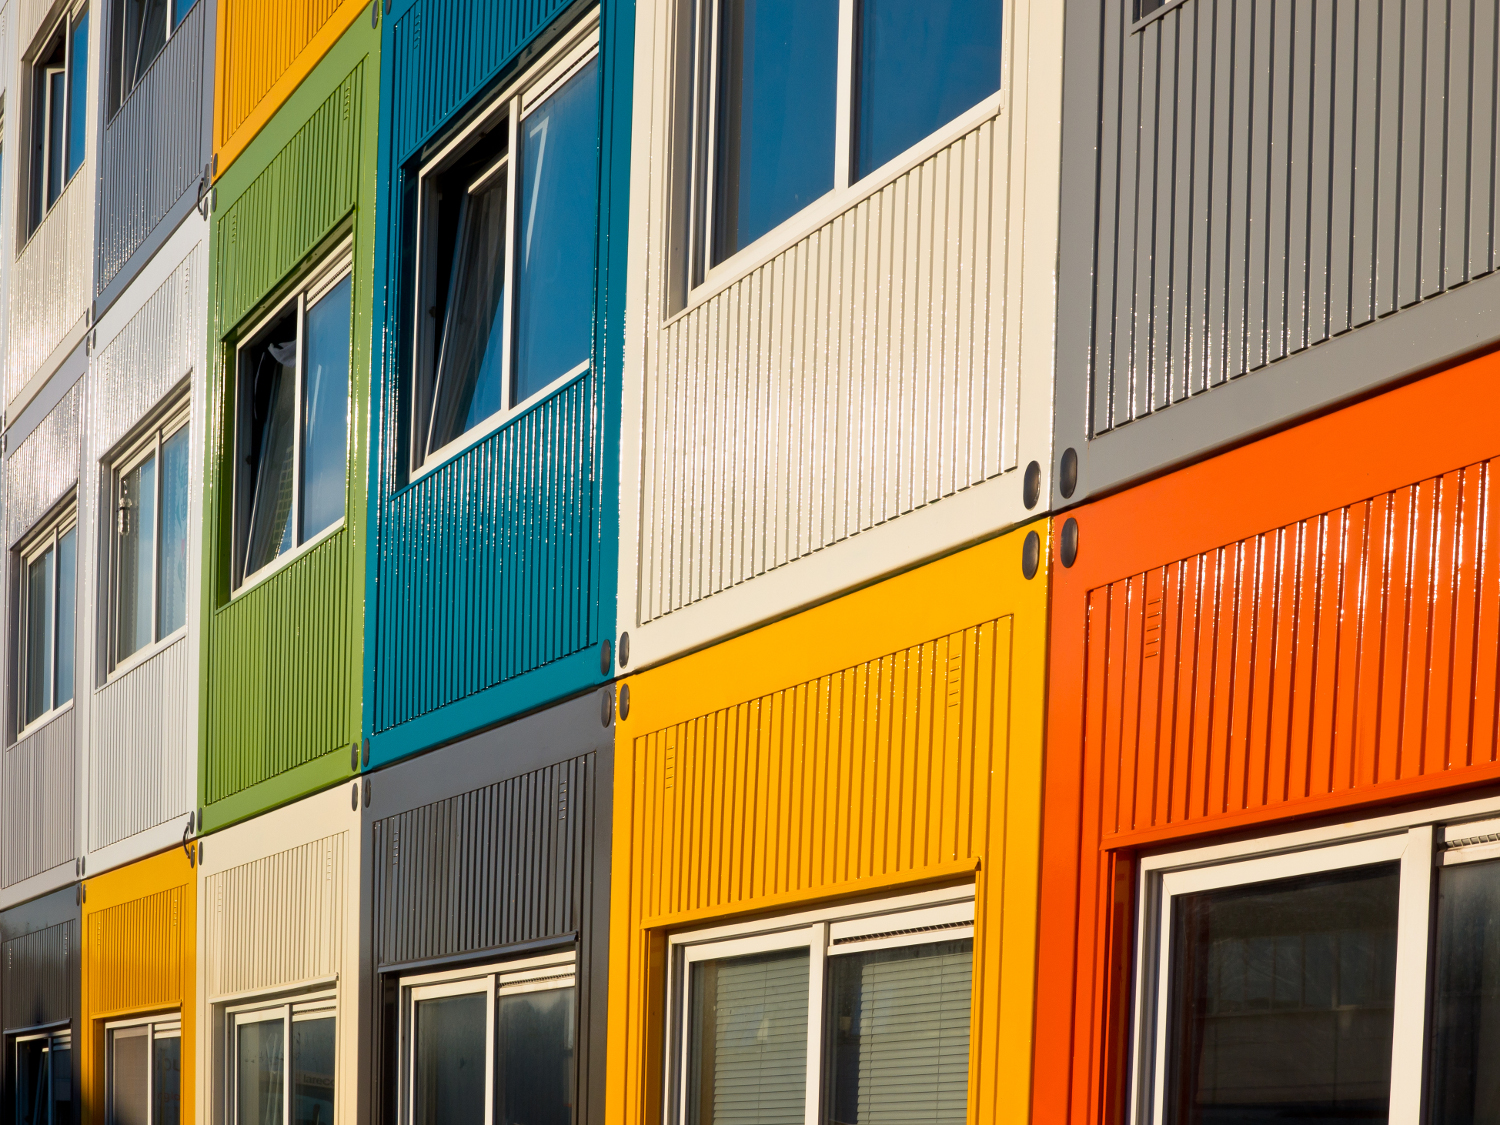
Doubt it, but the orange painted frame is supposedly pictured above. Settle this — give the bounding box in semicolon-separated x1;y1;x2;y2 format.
1034;351;1500;1125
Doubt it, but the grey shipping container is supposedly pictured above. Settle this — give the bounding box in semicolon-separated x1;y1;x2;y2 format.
1;885;80;1124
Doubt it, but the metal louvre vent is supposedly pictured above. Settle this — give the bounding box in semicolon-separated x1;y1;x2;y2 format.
1443;831;1500;851
832;919;973;946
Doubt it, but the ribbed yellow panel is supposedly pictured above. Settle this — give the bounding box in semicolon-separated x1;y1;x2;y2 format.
81;849;196;1125
212;0;367;176
607;523;1049;1125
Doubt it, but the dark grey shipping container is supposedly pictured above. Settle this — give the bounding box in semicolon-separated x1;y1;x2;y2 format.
361;691;613;1125
1055;0;1500;502
1;886;79;1124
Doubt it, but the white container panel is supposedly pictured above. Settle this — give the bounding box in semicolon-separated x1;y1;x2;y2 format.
5;376;82;547
1;708;74;889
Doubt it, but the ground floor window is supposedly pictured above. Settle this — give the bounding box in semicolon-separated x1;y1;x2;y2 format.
399;949;576;1125
1133;802;1500;1125
226;993;335;1125
106;1015;179;1125
668;888;975;1125
13;1028;70;1125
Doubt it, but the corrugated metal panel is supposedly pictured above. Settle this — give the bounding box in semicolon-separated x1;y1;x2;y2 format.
14;0;51;59
86;885;187;1015
2;919;73;1030
90;639;194;850
6;377;82;546
2;711;75;887
7;167;92;407
204;831;346;997
371;755;590;968
204;535;352;804
1080;0;1500;437
386;0;573;162
96;2;208;294
639;119;1012;625
372;379;597;733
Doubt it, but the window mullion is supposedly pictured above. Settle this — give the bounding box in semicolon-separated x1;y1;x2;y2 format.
834;0;855;191
701;0;722;281
803;923;827;1125
501;102;520;411
284;1008;294;1125
50;526;59;710
1388;824;1435;1123
145;1024;156;1125
292;294;307;547
151;433;162;642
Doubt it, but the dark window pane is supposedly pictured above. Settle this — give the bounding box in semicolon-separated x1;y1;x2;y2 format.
67;14;88;182
119;0;166;101
152;1037;179;1125
50;1039;72;1125
498;987;575;1125
157;427;189;638
1137;0;1168;17
55;527;76;706
25;546;54;723
513;57;599;404
47;69;66;207
300;276;350;540
109;1031;149;1125
711;0;837;264
826;939;972;1125
687;949;808;1125
414;994;487;1125
854;0;1000;179
16;1039;47;1125
237;1020;284;1125
241;311;298;579
118;453;156;660
1165;864;1400;1125
1426;857;1500;1124
291;1017;335;1125
173;0;197;26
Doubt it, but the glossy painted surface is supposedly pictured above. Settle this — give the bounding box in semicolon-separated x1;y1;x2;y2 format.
201;17;377;831
606;523;1049;1125
1035;351;1500;1125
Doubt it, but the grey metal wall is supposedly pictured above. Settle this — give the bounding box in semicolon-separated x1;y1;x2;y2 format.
362;691;612;1125
1055;0;1500;502
1;885;79;1125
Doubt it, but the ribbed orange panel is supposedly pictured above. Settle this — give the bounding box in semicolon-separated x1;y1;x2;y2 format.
213;0;365;176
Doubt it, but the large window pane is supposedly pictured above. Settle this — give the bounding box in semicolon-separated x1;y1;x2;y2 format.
854;0;1001;180
153;1037;179;1125
1426;857;1500;1123
25;546;54;723
513;58;599;403
300;276;350;540
687;949;809;1125
66;14;88;182
16;1039;47;1125
1164;864;1400;1125
498;987;575;1125
51;1040;72;1125
157;427;189;638
241;313;298;578
238;1020;285;1125
825;939;972;1125
119;0;168;101
46;68;65;208
118;453;156;661
292;1017;335;1125
711;0;837;264
414;993;487;1125
109;1030;149;1125
56;527;76;706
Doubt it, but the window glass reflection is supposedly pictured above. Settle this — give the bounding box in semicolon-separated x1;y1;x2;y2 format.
292;1018;336;1125
237;1019;285;1125
414;994;487;1125
152;1037;179;1125
118;452;156;661
300;276;351;541
109;1030;149;1125
157;426;189;638
1427;857;1500;1123
498;987;575;1125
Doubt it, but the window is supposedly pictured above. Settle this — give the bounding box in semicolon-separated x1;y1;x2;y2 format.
109;406;189;670
110;0;199;114
233;246;352;589
668;891;974;1125
29;7;88;234
408;32;600;475
226;995;335;1125
17;504;77;732
106;1016;180;1125
400;951;576;1125
1135;0;1169;20
687;0;1001;281
14;1030;71;1125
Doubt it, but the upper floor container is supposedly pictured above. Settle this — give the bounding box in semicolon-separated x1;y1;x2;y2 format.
618;0;1063;671
2;885;79;1125
1055;0;1500;504
607;522;1049;1125
200;14;376;830
362;0;634;765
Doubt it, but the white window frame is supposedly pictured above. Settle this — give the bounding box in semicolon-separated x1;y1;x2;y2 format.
663;885;976;1125
12;1025;72;1125
27;3;88;239
16;501;78;739
680;0;1007;306
104;1013;181;1125
396;949;578;1125
231;240;354;595
106;401;190;679
223;990;337;1125
406;19;599;481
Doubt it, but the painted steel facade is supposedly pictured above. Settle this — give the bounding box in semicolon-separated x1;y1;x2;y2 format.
1;885;79;1119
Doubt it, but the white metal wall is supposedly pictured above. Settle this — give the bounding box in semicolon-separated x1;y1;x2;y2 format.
197;784;360;1125
619;0;1064;669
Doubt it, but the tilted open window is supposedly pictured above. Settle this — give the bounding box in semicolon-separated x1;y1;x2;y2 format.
28;5;88;235
109;0;201;114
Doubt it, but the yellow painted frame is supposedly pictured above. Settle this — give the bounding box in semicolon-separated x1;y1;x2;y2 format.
81;848;197;1125
213;0;371;178
606;521;1050;1125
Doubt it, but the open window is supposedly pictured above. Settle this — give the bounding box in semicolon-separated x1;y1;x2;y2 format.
407;26;600;476
28;5;88;235
13;1029;71;1125
399;950;576;1125
106;1016;180;1125
226;994;335;1125
232;244;352;591
16;501;77;736
109;0;200;114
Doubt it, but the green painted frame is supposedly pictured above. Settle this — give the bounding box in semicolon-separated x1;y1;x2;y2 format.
199;15;379;832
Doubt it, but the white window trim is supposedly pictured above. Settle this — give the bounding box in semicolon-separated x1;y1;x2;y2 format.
223;990;336;1125
406;17;600;483
663;886;976;1125
16;501;78;741
231;240;354;596
105;401;190;681
105;1013;181;1125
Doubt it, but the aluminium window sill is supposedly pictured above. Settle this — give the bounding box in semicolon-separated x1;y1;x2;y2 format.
102;628;186;687
227;517;346;604
12;699;75;747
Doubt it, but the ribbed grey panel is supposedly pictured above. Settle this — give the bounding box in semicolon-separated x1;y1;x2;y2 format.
2;710;75;887
1;919;73;1030
6;378;82;547
371;754;591;968
89;638;193;850
96;4;208;295
1078;0;1500;438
